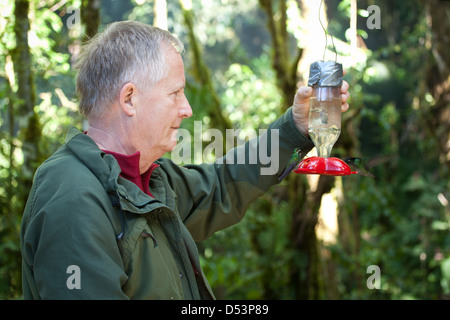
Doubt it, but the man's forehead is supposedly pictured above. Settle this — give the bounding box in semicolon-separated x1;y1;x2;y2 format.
160;70;185;90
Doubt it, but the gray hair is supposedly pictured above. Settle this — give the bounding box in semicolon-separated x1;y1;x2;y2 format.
75;20;184;119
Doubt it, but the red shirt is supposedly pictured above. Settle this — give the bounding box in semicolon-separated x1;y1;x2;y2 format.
103;150;158;198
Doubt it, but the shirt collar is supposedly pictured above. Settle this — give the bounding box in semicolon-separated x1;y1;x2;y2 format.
102;150;158;197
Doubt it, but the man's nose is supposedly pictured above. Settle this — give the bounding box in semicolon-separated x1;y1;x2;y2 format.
179;95;193;118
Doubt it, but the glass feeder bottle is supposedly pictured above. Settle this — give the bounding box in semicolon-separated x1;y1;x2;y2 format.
307;61;343;158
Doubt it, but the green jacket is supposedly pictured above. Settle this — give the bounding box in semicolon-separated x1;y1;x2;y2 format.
20;108;313;300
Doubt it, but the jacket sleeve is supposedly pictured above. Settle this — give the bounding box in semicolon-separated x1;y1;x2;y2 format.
166;107;314;241
21;170;130;300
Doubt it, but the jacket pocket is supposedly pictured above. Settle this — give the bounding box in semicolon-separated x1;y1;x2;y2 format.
119;211;185;299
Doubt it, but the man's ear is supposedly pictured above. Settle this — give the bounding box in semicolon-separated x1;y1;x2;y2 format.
119;82;137;116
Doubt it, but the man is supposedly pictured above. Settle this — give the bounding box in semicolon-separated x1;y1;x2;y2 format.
20;21;350;299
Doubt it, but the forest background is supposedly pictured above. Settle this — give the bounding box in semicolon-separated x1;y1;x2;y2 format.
0;0;449;300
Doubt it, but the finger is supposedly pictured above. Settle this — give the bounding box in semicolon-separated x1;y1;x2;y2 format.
341;91;350;103
341;102;349;112
341;80;349;94
294;86;313;104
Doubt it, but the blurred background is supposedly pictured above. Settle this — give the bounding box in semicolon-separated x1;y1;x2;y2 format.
0;0;449;299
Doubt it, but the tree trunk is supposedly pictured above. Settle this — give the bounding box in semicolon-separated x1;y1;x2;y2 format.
81;0;101;40
154;0;168;30
258;0;337;299
179;0;233;136
423;0;450;172
13;0;41;200
258;0;303;111
6;0;42;299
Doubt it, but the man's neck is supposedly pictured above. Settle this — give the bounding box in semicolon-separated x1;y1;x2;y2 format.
86;125;155;174
86;126;129;154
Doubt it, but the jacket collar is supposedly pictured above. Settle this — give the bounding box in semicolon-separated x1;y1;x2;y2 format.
103;149;159;197
65;128;165;214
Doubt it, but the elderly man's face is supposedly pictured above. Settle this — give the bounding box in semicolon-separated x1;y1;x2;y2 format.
134;45;192;157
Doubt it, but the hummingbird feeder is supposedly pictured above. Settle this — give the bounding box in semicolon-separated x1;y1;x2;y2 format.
294;0;357;176
294;3;357;177
294;61;356;176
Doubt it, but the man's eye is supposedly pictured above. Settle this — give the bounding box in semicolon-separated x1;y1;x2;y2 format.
172;89;184;97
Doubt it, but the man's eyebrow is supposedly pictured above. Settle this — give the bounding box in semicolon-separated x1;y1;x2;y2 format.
174;83;185;91
170;84;185;94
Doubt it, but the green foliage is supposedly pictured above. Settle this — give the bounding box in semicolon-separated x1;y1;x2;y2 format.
323;0;449;300
201;195;297;299
200;0;449;300
222;56;281;129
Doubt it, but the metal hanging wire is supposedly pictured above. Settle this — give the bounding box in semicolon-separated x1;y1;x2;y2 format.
319;0;337;62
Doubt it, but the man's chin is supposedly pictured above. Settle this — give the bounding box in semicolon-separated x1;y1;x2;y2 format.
167;140;178;153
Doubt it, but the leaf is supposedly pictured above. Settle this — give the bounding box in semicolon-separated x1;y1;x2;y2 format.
431;221;450;231
402;173;428;192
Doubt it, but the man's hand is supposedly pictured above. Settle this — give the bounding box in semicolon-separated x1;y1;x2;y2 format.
292;80;350;137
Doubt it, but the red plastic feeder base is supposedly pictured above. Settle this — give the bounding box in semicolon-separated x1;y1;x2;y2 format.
294;156;357;176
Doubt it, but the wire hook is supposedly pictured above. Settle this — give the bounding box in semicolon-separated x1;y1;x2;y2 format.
319;0;337;62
